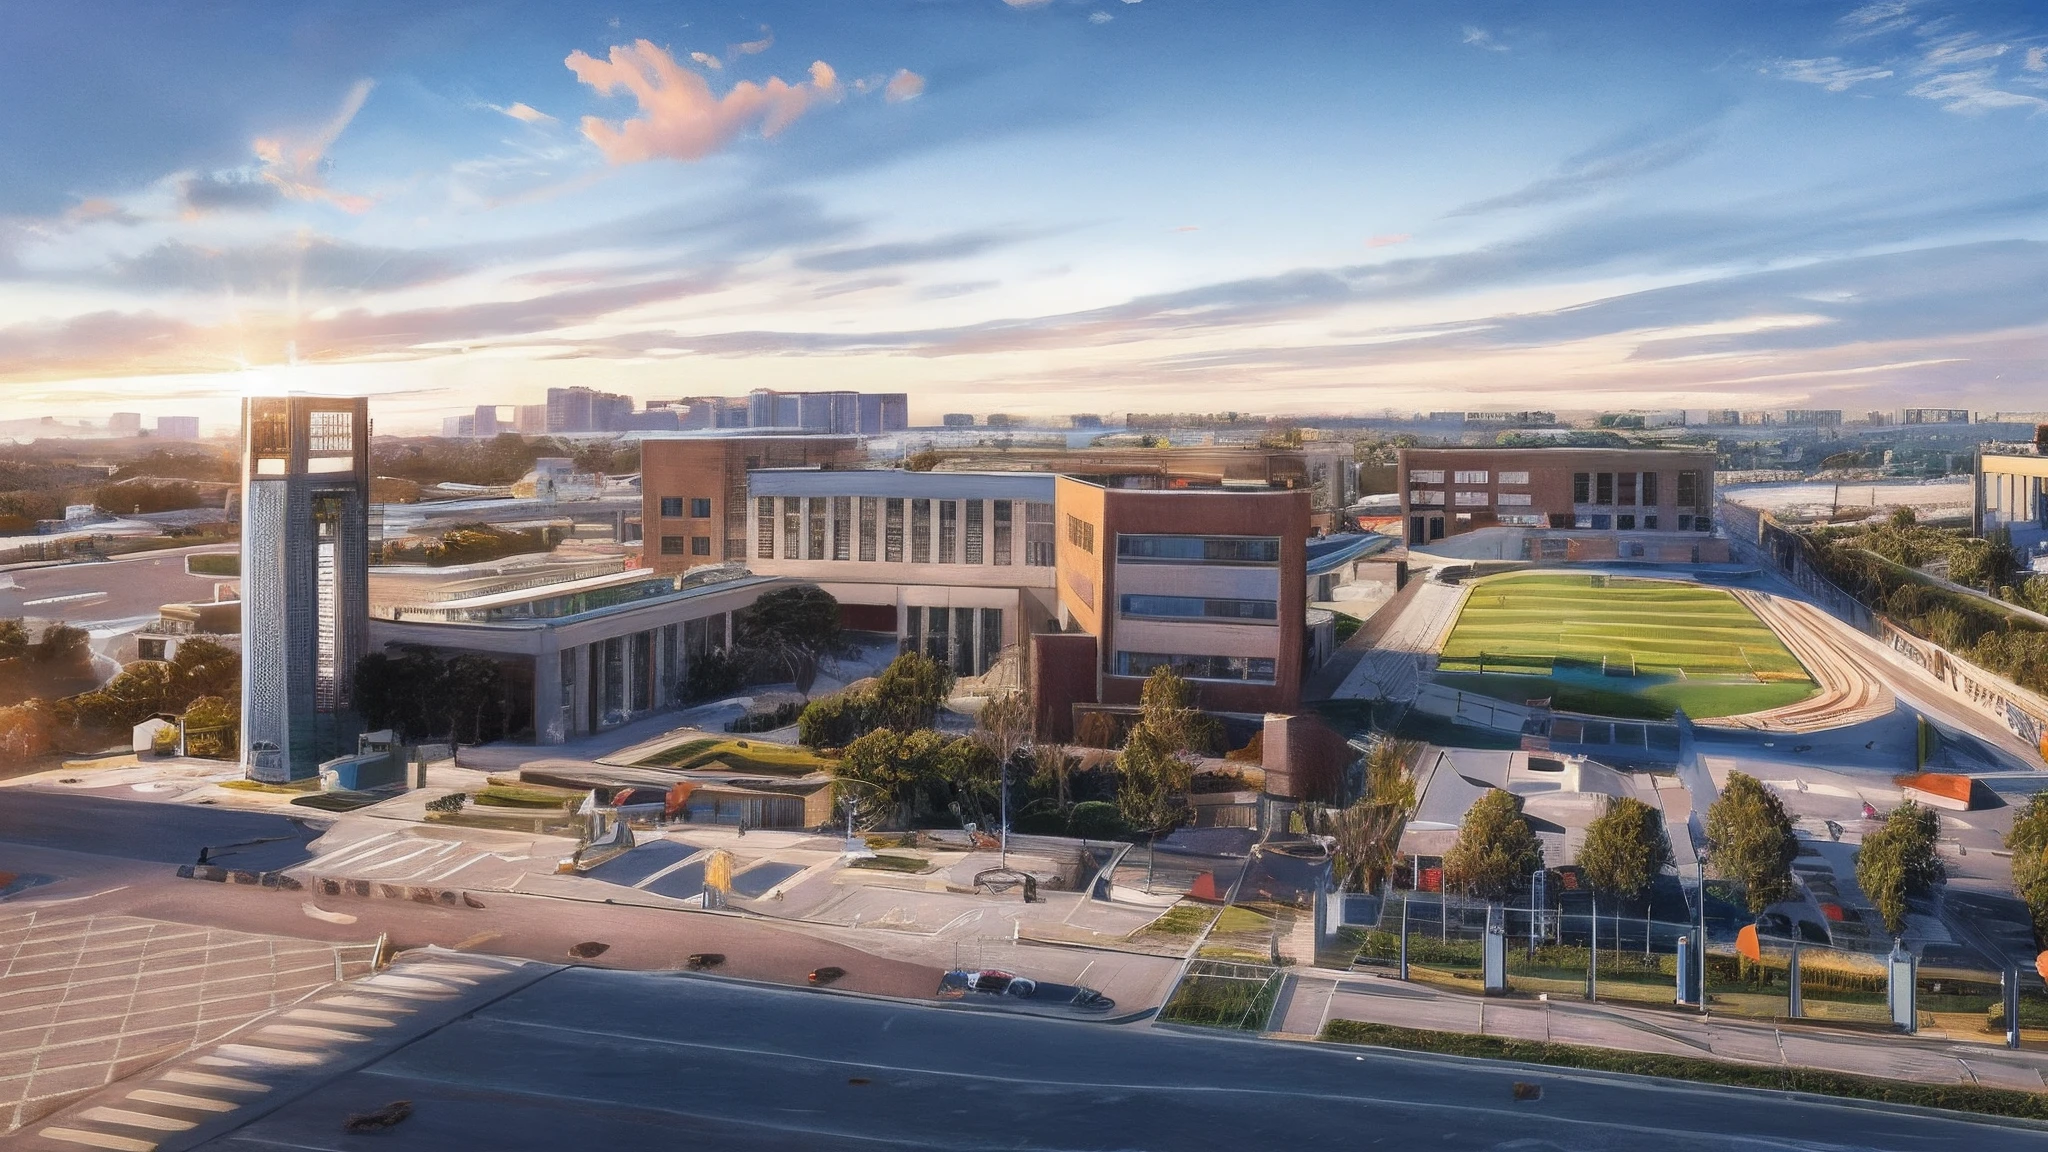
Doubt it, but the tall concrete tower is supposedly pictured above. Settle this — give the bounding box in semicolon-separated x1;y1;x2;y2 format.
239;395;371;781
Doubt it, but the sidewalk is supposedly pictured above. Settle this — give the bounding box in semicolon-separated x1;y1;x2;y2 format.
1271;968;2048;1092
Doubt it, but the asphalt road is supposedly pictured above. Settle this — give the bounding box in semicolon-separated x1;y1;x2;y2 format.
0;788;324;869
194;966;2048;1152
0;545;229;626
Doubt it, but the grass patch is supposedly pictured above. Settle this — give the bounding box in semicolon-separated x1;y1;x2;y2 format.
636;737;834;777
1319;1019;2048;1122
1438;574;1817;719
849;854;932;874
474;784;574;810
1139;902;1222;939
218;778;320;794
1160;963;1284;1030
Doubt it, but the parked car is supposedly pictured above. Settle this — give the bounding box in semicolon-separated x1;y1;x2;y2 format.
937;969;1038;1000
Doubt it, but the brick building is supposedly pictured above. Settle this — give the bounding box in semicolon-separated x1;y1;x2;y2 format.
640;433;865;572
1397;446;1725;562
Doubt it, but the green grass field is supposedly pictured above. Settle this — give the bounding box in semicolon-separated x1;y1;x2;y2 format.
1436;573;1816;720
634;737;834;777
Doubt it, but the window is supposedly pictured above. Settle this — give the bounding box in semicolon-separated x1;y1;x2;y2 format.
1497;493;1532;506
1573;472;1591;503
1498;471;1530;485
832;497;852;560
859;497;878;562
1408;469;1445;484
308;410;353;453
1114;652;1277;683
884;498;905;563
1498;513;1545;526
1643;514;1659;530
756;497;775;558
1617;514;1636;531
939;501;957;563
964;500;984;564
1408;489;1446;506
692;536;711;555
1595;473;1614;505
1429;517;1443;541
1575;514;1593;529
993;500;1013;565
1696;515;1713;533
1116;535;1280;564
1066;514;1096;553
661;535;686;555
911;499;931;563
783;497;801;559
1025;502;1054;566
1453;470;1489;484
1678;513;1694;531
1119;595;1277;622
1453;491;1489;507
1591;514;1612;529
690;497;712;519
1677;470;1701;509
1618;472;1638;505
250;408;289;456
659;497;684;518
1641;471;1659;505
807;498;826;560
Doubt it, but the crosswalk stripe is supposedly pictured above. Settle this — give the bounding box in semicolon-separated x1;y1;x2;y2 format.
210;1044;325;1067
36;1126;156;1152
256;1024;364;1043
283;1008;392;1028
159;1070;267;1092
125;1089;238;1112
76;1107;197;1132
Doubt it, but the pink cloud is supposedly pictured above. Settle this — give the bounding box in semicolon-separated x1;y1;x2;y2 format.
565;40;841;163
253;79;376;212
883;69;926;103
498;101;554;124
1365;233;1410;248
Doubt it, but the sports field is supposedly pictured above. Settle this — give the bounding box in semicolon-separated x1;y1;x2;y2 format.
1436;573;1817;720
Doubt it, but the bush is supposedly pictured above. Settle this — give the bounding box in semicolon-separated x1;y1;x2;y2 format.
187;553;239;577
425;792;468;814
1855;800;1943;935
1067;800;1125;839
684;646;748;702
728;700;803;733
797;689;879;749
150;726;179;756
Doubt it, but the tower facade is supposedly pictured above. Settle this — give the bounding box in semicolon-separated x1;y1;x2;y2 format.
240;395;371;781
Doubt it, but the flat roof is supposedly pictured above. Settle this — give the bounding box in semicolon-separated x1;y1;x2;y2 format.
637;430;862;442
748;468;1056;500
1305;532;1392;573
1400;445;1715;456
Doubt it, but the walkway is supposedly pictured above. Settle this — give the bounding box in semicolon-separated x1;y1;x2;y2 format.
1328;578;1468;703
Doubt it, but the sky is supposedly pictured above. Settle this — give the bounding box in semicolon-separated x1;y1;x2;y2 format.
3;0;2046;434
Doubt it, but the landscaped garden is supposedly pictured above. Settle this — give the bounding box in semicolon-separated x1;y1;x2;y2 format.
1436;573;1817;719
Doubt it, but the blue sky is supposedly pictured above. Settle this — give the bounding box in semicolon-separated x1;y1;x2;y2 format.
2;0;2044;432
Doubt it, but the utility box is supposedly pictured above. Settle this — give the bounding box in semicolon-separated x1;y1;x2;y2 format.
1887;945;1916;1034
1482;922;1507;995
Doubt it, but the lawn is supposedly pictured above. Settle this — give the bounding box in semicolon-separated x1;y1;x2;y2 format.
1436;573;1817;720
635;737;834;776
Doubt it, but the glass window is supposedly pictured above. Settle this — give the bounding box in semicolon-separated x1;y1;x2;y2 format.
1119;595;1277;622
1677;470;1700;509
808;498;826;560
756;496;775;558
1497;493;1532;506
1644;514;1659;530
783;497;801;558
1113;652;1277;683
885;498;905;563
1595;473;1614;505
939;501;957;563
979;608;1002;675
660;535;686;555
1498;471;1530;485
1453;470;1488;484
1025;502;1054;566
690;497;712;518
1573;472;1591;503
1453;491;1488;507
964;500;984;564
1066;514;1096;553
911;499;931;563
1618;472;1638;505
859;497;878;562
1408;469;1445;484
659;496;684;518
1617;514;1636;531
308;410;353;453
1642;472;1660;505
1591;514;1612;529
250;408;289;456
925;604;949;662
1678;513;1694;531
1408;489;1445;506
692;536;711;555
1116;535;1280;564
832;497;851;561
992;500;1013;565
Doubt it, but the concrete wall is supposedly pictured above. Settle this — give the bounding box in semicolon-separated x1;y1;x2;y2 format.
1260;711;1354;803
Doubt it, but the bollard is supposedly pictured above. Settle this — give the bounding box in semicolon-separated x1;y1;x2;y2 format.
1787;943;1802;1019
1887;943;1917;1034
1587;896;1597;1003
2005;968;2022;1050
1398;898;1410;981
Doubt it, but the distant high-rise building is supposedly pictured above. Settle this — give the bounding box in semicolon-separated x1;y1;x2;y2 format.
442;414;475;438
943;413;976;428
1705;410;1742;426
858;393;908;434
1899;408;1971;425
515;404;549;434
108;412;143;435
1864;411;1893;426
1782;410;1842;428
1069;414;1103;429
155;416;200;439
473;405;502;438
240;396;370;782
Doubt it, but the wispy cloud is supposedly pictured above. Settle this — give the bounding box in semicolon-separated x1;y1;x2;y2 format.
1840;1;1916;38
731;26;774;56
883;69;926;103
1365;233;1409;249
1770;58;1895;92
795;229;1024;273
251;79;376;212
179;174;284;216
1449;120;1717;216
690;51;722;71
1769;8;2048;115
1461;26;1508;52
566;40;841;163
495;102;554;124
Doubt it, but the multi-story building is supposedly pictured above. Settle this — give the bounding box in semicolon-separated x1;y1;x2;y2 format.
239;395;371;781
742;469;1059;674
155;415;200;439
1038;475;1311;733
930;442;1358;532
515;404;549;434
943;413;976;428
1396;446;1726;562
858;392;909;434
544;386;636;433
1783;409;1843;428
1975;442;2048;555
108;412;142;435
1900;408;1971;425
640;433;866;572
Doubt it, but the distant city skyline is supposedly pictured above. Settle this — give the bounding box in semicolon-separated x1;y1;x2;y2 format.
4;1;2046;432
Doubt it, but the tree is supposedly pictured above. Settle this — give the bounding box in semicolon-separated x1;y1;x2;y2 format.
354;647;509;743
737;585;842;696
442;654;508;744
873;651;951;732
1578;796;1670;906
2009;793;2048;946
974;689;1033;764
1705;771;1798;913
835;727;994;826
1856;801;1944;936
1134;667;1220;756
1030;742;1080;812
166;637;240;703
1114;722;1194;839
1443;788;1544;901
1327;738;1420;890
797;689;879;749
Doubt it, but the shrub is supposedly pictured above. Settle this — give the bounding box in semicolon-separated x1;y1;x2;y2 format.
150;726;179;756
684;646;748;702
1067;800;1125;839
728;700;804;733
798;689;879;749
187;553;239;577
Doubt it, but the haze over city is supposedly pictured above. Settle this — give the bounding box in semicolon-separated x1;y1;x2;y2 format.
5;0;2046;432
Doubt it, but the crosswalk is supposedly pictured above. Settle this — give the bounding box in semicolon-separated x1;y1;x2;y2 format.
299;829;548;889
26;953;532;1152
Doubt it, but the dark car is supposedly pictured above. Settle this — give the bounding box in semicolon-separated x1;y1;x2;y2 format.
938;969;1038;1000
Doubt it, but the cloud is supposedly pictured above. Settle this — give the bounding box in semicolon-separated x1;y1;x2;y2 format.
1839;1;1915;38
1002;1;1053;7
566;40;842;163
101;236;470;295
63;199;142;227
795;229;1023;273
1365;233;1409;249
731;26;773;56
497;102;554;124
2028;47;2047;72
690;51;723;71
1462;26;1507;52
883;70;925;103
1769;57;1895;92
1908;67;2048;112
251;78;376;212
1089;12;1113;24
179;173;284;215
1449;120;1717;216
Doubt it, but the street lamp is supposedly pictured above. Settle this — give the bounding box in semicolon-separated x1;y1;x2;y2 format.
834;777;887;858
